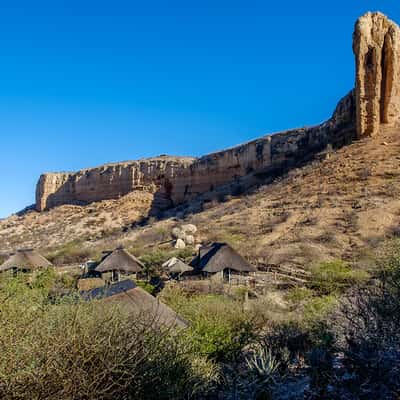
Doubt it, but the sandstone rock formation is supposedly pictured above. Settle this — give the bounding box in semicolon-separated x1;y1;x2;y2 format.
353;12;400;137
34;12;400;214
36;156;195;212
36;92;355;213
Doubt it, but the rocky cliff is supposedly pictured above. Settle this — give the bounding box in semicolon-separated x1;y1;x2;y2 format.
36;157;195;212
353;12;400;137
36;92;355;213
35;12;400;213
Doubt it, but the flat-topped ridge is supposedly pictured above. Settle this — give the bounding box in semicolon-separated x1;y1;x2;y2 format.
35;12;400;214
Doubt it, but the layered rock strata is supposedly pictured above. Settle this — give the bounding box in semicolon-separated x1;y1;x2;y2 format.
353;12;400;137
36;91;355;212
36;157;195;211
35;12;400;213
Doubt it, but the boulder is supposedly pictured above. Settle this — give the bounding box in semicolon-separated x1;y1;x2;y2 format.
185;235;195;245
174;238;186;249
181;224;197;234
171;227;185;240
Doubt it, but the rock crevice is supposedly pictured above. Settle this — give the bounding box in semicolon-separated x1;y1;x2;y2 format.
353;12;400;137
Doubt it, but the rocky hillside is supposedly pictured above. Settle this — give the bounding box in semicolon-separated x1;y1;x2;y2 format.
1;12;400;270
1;124;399;271
33;12;400;217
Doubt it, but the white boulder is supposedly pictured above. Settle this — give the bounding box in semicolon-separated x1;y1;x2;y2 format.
174;238;186;249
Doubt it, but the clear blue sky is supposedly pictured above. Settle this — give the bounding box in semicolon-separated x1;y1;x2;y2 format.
1;1;399;218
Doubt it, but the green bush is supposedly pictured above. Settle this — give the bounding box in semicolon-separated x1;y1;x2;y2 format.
376;239;400;292
303;295;337;348
46;240;95;266
260;294;338;362
172;247;195;262
0;275;218;400
138;247;195;279
308;260;369;295
285;287;314;304
162;288;255;361
139;249;170;278
140;249;170;268
325;243;400;398
136;280;156;295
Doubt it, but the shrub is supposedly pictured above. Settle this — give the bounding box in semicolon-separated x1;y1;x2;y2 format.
139;249;170;278
261;320;312;365
325;242;400;399
46;240;95;266
285;287;314;304
173;247;195;262
136;280;156;295
307;347;333;394
241;347;282;399
0;275;218;400
330;285;400;399
303;295;337;348
376;238;400;291
308;260;369;295
162;287;255;361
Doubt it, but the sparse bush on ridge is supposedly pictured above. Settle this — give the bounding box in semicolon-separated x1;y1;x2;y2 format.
308;259;369;295
285;286;314;304
46;239;97;266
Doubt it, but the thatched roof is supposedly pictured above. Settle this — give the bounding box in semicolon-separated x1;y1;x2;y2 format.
192;242;256;274
0;249;53;272
95;248;144;274
162;257;193;275
81;280;188;329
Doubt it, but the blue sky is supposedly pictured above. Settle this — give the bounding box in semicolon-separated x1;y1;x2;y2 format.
1;1;399;217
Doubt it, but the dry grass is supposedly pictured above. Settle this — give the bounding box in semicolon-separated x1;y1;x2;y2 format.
1;126;400;272
77;278;105;291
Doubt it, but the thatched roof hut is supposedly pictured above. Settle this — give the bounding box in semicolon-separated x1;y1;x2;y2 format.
81;280;188;329
162;257;193;276
0;249;53;272
192;242;256;274
95;248;144;274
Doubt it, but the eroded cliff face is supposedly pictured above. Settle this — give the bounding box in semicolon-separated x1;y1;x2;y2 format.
353;12;400;137
36;157;195;211
36;91;356;212
170;89;355;206
35;12;400;214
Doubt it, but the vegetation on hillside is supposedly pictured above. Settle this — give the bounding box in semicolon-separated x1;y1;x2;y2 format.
1;239;400;399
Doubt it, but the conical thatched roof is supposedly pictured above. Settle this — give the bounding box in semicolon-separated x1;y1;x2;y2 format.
81;280;188;329
95;248;144;274
0;249;53;272
162;257;193;275
192;242;256;274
